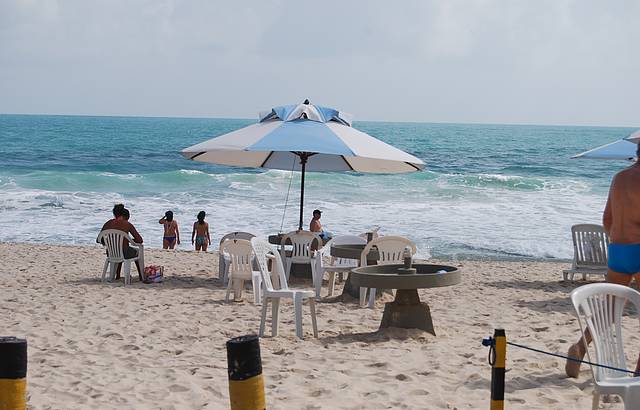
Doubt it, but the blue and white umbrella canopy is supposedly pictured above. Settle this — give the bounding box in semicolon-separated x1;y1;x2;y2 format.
573;130;640;161
182;101;424;229
182;102;424;173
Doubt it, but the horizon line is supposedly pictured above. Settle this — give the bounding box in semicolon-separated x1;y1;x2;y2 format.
0;111;637;130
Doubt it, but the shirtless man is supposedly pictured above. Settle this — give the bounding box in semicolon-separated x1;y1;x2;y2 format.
565;143;640;377
309;209;322;233
98;204;144;280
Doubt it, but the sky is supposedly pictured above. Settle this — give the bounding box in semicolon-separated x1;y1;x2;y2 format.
1;0;639;126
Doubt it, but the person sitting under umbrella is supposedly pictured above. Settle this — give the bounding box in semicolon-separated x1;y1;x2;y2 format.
310;209;332;240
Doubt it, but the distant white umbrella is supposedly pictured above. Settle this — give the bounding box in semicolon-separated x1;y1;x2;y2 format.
182;101;424;230
573;130;639;161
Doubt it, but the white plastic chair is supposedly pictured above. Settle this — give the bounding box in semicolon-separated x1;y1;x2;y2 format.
251;237;318;339
570;283;640;409
96;229;144;286
563;224;610;281
280;230;322;288
360;236;417;308
220;239;262;304
218;232;255;284
318;235;367;297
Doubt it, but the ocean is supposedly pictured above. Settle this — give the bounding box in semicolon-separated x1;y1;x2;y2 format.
0;114;632;260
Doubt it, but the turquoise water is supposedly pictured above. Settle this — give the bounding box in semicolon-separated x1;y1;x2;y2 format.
0;114;632;259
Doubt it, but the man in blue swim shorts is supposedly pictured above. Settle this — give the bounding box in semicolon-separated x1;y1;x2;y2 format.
566;142;640;378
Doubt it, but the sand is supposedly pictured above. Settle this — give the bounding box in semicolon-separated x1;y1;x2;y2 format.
1;242;638;409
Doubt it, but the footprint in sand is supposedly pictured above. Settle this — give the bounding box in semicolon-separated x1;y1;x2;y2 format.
395;374;411;381
310;388;329;397
168;384;189;392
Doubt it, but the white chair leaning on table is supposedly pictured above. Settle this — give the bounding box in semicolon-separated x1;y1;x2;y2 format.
279;230;322;286
563;224;610;281
220;238;262;304
318;235;366;297
251;237;318;339
360;236;417;308
570;283;640;409
96;229;145;286
218;231;255;285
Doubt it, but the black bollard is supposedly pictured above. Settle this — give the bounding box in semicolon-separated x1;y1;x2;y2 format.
0;336;27;410
226;335;265;410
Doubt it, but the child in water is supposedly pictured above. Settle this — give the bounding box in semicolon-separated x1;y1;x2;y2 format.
191;211;211;251
159;210;180;249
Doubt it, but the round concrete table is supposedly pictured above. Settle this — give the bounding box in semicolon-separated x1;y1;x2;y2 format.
330;244;380;299
349;264;461;335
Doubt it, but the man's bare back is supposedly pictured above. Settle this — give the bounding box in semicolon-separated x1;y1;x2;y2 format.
100;219;143;247
603;162;640;244
565;160;640;378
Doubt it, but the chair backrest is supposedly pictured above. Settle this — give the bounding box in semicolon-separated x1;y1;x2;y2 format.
220;239;254;276
320;236;365;268
219;231;255;247
251;237;289;291
570;224;609;269
361;236;417;267
96;229;130;262
570;283;640;381
280;230;321;263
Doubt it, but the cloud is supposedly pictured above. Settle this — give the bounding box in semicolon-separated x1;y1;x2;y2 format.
0;0;639;126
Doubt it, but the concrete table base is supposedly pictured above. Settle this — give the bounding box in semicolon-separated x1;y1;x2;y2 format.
341;274;389;301
380;289;435;335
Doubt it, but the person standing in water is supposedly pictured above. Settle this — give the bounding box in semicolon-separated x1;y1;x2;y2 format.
159;210;180;249
191;211;211;251
565;142;640;378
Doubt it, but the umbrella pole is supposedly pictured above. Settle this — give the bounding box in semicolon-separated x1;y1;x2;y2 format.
298;154;308;231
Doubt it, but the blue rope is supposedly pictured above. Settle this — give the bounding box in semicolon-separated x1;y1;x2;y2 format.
482;337;638;376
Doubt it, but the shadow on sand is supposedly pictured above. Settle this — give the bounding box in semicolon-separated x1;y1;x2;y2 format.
319;328;434;346
67;275;224;290
483;279;600;293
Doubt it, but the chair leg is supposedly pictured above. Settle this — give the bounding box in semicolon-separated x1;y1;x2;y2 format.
623;385;640;409
311;262;321;299
309;298;318;338
259;297;268;337
359;287;368;307
252;274;262;305
225;277;233;303
124;261;131;285
109;262;117;282
219;255;225;279
562;271;568;281
328;272;337;297
271;298;280;337
285;259;292;282
102;260;109;282
294;295;303;339
223;261;232;286
591;391;599;410
368;288;376;308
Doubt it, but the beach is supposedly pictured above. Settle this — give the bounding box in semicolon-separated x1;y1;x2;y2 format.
2;242;636;409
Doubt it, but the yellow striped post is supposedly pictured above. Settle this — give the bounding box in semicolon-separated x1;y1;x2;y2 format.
226;335;265;410
490;329;506;410
0;337;27;410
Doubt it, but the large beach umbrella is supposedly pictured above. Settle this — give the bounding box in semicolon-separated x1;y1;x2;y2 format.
181;101;424;230
573;130;640;161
